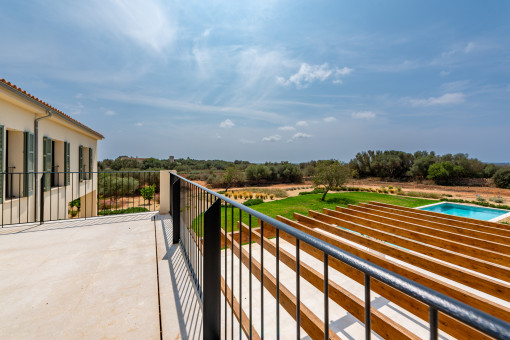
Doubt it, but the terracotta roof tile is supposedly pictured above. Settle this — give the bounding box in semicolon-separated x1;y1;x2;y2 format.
0;79;104;139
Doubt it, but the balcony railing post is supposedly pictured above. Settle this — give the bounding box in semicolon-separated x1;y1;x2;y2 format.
171;177;180;244
203;198;221;340
39;173;44;224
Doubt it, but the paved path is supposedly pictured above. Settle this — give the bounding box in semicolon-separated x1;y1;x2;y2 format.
0;213;160;339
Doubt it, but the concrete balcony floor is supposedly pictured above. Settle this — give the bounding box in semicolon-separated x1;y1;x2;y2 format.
0;213;202;340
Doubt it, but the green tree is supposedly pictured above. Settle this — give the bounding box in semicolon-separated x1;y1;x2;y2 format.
427;161;464;185
278;162;303;183
140;185;156;205
493;168;510;189
408;154;436;182
141;157;162;170
246;164;271;182
223;165;242;189
111;157;141;170
313;160;350;201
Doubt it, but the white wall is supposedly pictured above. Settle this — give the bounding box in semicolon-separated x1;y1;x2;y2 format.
0;86;102;224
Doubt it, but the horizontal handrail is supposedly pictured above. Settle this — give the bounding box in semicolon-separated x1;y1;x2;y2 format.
171;172;510;339
0;171;161;175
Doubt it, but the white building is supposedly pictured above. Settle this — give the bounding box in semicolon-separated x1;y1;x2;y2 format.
0;79;104;225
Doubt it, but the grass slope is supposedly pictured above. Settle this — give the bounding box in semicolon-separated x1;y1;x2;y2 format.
221;192;436;231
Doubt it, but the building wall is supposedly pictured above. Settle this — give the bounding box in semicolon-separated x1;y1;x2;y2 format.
0;87;101;225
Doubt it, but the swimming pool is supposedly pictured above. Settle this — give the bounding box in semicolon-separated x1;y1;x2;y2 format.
418;202;510;222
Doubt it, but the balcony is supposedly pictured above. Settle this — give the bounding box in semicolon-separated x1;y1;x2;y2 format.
0;172;509;339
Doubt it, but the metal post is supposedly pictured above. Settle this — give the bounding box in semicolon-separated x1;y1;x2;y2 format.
39;173;44;224
203;199;221;340
172;177;180;244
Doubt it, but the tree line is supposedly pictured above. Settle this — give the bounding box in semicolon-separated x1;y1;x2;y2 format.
98;152;510;189
348;150;503;185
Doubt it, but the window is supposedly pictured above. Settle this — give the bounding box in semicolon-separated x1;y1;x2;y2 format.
5;129;24;198
42;137;51;191
43;137;68;189
23;132;34;196
0;125;3;204
51;139;65;187
64;142;70;186
79;146;93;181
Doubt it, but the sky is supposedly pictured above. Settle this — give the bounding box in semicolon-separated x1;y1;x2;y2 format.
1;1;509;163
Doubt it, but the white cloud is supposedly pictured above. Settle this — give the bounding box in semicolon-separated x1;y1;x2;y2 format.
464;42;475;53
296;120;308;127
135;122;143;127
99;91;285;122
440;81;469;92
60;0;176;53
262;134;281;142
278;126;295;131
439;70;451;77
59;102;84;116
220;119;235;128
202;28;212;37
352;111;376;120
410;92;466;106
277;63;353;88
323;116;336;122
292;132;312;139
105;110;116;116
287;132;312;143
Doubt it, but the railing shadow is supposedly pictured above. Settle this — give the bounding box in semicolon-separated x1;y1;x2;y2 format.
0;212;157;235
159;214;203;340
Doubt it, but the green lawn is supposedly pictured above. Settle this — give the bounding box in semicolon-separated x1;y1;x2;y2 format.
219;192;437;232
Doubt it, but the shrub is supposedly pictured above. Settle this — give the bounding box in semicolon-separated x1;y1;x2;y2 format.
98;207;149;215
70;198;81;210
490;196;505;203
403;191;441;199
244;198;264;206
98;174;140;197
299;188;326;195
475;194;486;202
493;168;510;189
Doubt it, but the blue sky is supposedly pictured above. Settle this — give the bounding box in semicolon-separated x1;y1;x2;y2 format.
1;1;509;163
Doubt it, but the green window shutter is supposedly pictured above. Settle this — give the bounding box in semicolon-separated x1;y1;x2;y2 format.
79;146;83;181
23;132;35;196
43;137;52;191
64;142;70;186
0;125;3;204
89;148;93;178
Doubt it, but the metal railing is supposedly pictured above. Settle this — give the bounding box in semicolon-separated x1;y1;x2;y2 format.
170;172;510;340
0;171;160;227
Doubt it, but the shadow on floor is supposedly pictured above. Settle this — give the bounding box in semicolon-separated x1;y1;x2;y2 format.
159;215;203;340
0;212;157;235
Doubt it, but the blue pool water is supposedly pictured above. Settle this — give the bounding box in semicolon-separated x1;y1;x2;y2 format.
419;203;509;221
